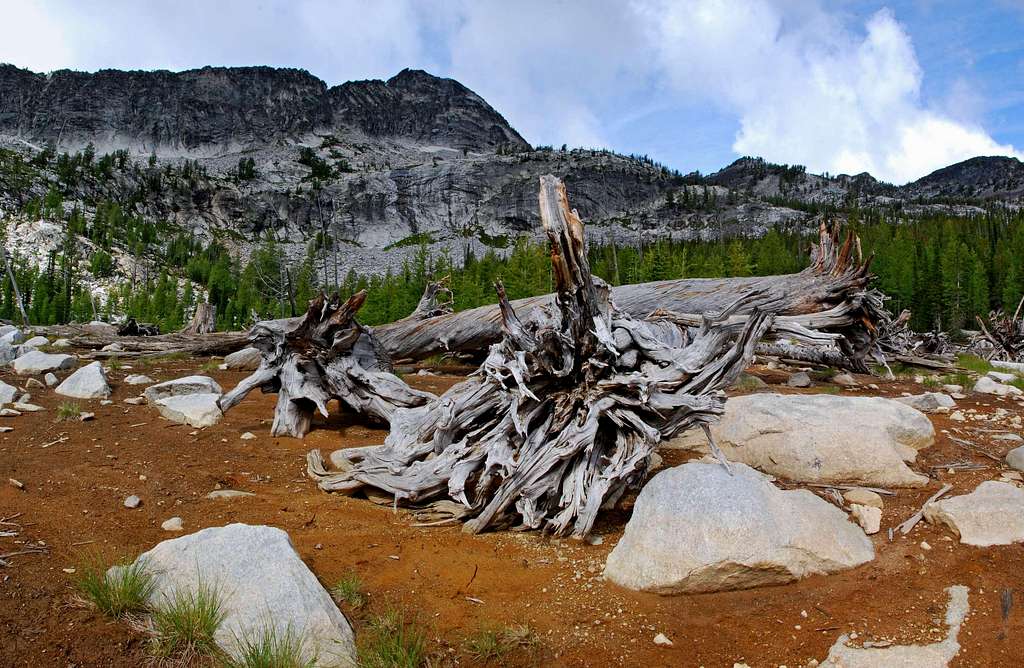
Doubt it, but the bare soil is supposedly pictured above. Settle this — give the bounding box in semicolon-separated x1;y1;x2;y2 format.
1;360;1023;667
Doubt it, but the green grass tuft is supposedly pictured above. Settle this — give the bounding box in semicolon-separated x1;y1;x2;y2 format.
224;624;315;668
148;580;227;661
957;353;995;374
357;608;428;668
56;401;81;421
463;624;540;664
941;372;971;389
75;556;155;618
107;355;124;371
330;573;366;609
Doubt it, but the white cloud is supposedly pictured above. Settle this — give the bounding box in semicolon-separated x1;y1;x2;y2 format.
640;1;1023;183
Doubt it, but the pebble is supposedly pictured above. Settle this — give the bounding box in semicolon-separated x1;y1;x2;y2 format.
0;409;21;417
653;633;673;647
0;426;13;432
161;516;184;532
44;372;58;387
9;478;24;490
99;400;112;406
920;541;932;551
79;412;95;421
25;378;44;390
124;495;141;509
240;432;256;440
124;397;145;405
12;402;43;412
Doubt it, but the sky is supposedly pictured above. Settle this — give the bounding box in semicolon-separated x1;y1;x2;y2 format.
1;0;1023;184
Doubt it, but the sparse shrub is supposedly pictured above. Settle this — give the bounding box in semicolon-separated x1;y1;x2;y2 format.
56;401;81;421
147;580;226;661
330;573;366;608
357;608;427;668
463;624;539;664
941;372;971;388
224;623;315;668
74;555;155;617
107;355;123;371
921;376;942;389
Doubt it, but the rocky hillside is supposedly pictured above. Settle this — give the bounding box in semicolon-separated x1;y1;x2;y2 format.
0;64;1019;280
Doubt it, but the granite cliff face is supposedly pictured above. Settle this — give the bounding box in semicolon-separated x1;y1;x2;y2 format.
0;64;1019;278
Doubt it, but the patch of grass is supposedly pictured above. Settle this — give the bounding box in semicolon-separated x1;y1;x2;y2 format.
957;353;994;374
148;580;227;662
463;625;539;664
145;352;189;364
108;355;124;371
941;372;971;389
75;555;155;618
56;401;82;421
921;376;942;389
815;384;841;394
224;624;315;668
200;360;221;373
330;573;366;609
357;608;428;668
810;367;837;381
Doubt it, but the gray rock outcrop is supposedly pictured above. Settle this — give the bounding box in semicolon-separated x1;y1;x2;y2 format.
896;392;955;413
55;361;112;399
12;350;75;375
923;481;1024;546
144;375;222;403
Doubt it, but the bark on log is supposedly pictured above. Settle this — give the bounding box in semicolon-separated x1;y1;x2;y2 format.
180;302;216;335
218;291;435;438
307;175;775;539
30;324;249;358
372;222;886;371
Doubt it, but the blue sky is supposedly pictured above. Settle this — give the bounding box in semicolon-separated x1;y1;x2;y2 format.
1;0;1022;183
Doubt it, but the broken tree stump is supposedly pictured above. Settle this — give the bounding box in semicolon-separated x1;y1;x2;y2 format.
180;302;216;335
218;291;435;437
307;175;776;539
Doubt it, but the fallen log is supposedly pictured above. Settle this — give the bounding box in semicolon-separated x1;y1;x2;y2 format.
218;291;434;437
30;324;249;358
307;175;775;539
371;222;886;371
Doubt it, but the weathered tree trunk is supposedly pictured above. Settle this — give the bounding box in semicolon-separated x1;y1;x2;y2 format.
218;291;435;438
2;246;29;327
180;302;216;335
307;175;775;539
372;223;886;371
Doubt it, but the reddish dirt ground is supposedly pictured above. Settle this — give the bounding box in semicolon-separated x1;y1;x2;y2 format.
1;359;1023;667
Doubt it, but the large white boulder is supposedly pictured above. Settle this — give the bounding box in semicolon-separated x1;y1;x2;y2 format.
110;524;355;666
923;481;1024;546
224;347;262;371
0;328;23;345
12;350;75;375
604;462;874;594
896;392;955;413
666;394;934;487
55;361;112;399
154;393;223;427
144;375;222;403
973;376;1022;396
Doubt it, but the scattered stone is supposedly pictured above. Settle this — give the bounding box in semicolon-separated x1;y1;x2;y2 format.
22;335;48;348
44;372;59;386
18;392;29;403
124;495;141;509
9;478;24;490
0;408;21;417
843;488;884;509
988;370;1017;383
79;412;95;421
99;399;112;406
0;426;13;432
240;431;256;440
1007;446;1024;472
849;504;881;535
832;372;857;387
0;380;18;404
896;392;955;413
144;375;222;403
154;393;223;427
109;523;356;665
123;396;146;405
51;338;71;348
993;433;1023;443
224;346;262;371
820;586;968;668
667;394;934;487
161;516;184;532
25;378;44;390
941;384;963;394
55;361;112;399
124;374;155;385
603;462;873;594
653;633;673;647
973;376;1022;397
924;481;1024;546
787;371;812;388
0;343;15;364
12;402;43;412
12;350;75;375
950;410;966;422
206;489;256;500
101;342;124;352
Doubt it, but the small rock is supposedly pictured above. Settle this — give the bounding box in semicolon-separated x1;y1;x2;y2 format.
124;396;146;405
17;393;30;403
99;399;112;406
0;408;21;417
0;426;14;432
988;370;1017;383
920;541;932;551
842;488;884;509
25;378;44;390
43;372;58;387
924;481;1024;546
124;495;141;509
161;517;184;532
849;504;881;534
79;412;95;421
51;338;71;348
787;372;812;388
994;433;1023;443
153;393;223;427
896;392;955;413
0;381;17;404
1007;446;1024;472
12;350;75;375
240;431;256;440
124;374;155;385
101;342;124;352
144;375;222;403
9;478;24;490
22;335;49;347
832;372;857;387
653;633;673;647
206;489;256;500
974;376;1022;397
12;402;43;412
950;410;966;422
55;361;112;399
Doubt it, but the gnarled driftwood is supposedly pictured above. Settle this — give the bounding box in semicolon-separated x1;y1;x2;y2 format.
307;175;775;538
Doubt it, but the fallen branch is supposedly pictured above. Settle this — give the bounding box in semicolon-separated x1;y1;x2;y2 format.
897;483;953;535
